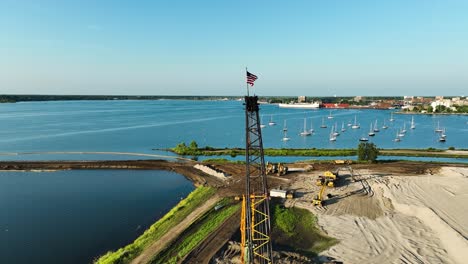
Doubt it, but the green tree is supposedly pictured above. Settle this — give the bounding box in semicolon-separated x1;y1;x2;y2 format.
435;105;446;113
357;142;379;162
189;140;198;150
174;142;189;154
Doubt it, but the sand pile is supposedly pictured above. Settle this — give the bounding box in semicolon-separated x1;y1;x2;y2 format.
288;166;468;264
313;166;468;264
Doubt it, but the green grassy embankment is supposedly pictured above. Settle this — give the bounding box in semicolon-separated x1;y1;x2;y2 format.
169;142;356;157
168;142;468;159
151;198;240;264
94;186;216;264
271;204;337;256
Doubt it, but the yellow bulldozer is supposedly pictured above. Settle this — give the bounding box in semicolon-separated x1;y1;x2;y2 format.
315;171;337;187
266;162;288;176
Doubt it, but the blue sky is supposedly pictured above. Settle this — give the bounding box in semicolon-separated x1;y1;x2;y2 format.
1;0;467;96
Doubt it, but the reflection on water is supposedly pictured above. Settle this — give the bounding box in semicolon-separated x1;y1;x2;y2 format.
0;170;194;264
0;100;467;156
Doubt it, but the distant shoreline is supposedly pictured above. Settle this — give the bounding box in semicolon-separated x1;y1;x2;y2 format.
0;95;239;103
396;111;468;116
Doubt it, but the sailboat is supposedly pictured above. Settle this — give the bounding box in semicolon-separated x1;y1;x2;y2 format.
347;120;352;127
368;123;375;136
260;115;266;128
410;116;416;129
359;135;369;142
382;119;388;129
282;130;291;141
351;115;360;129
333;122;340;136
320;117;327;128
283;120;288;132
300;118;311;136
327;110;334;119
394;131;401;142
389;112;395;122
268;115;276;126
439;128;447;142
309;118;314;133
329;126;337;141
398;128;405;137
401;123;407;134
341;122;346;132
373;120;380;132
439;134;446;142
435;121;443;133
441;128;447;138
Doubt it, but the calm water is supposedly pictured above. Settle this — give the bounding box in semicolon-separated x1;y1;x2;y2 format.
0;100;466;263
0;100;468;153
0;100;467;160
0;170;194;264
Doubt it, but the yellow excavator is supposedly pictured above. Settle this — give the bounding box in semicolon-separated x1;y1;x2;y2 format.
312;183;327;206
315;171;337;187
313;171;337;206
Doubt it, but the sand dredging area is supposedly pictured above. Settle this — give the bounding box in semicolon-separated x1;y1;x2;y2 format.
2;160;468;263
287;166;468;264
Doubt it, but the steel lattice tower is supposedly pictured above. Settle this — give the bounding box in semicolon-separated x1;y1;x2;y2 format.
240;96;273;264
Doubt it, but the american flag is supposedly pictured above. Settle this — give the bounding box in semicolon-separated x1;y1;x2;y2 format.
246;71;258;86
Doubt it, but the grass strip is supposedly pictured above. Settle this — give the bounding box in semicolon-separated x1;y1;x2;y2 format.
94;186;215;264
151;199;240;264
170;142;468;158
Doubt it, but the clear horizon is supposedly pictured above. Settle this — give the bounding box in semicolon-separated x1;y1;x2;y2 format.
1;1;467;96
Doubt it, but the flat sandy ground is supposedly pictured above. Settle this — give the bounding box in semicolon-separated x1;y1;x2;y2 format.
286;166;468;264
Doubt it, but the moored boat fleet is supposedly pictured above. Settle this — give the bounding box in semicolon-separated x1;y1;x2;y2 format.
260;112;449;143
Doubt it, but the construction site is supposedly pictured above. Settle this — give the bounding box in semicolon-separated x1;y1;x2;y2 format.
3;150;468;264
100;95;468;263
3;96;467;264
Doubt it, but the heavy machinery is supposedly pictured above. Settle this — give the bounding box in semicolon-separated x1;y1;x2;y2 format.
334;159;352;165
313;173;335;206
315;171;337;187
312;183;327;206
266;162;288;176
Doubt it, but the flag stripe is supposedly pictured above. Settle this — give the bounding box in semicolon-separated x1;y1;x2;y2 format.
246;71;258;86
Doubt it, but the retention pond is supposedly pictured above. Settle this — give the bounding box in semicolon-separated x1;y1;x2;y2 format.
0;169;194;264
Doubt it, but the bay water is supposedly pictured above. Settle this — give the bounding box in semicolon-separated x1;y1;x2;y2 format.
0;100;467;158
0;100;467;263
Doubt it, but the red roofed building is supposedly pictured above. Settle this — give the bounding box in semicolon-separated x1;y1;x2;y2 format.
322;103;350;109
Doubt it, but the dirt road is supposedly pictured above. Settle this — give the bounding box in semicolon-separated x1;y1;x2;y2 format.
182;209;241;263
130;195;221;264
